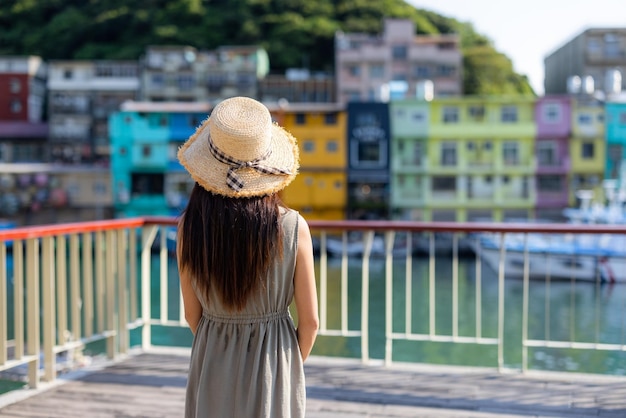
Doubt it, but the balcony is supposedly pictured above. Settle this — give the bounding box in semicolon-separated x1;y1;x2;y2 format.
1;217;626;414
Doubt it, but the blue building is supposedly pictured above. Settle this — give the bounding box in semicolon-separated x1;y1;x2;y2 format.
605;101;626;180
109;102;211;218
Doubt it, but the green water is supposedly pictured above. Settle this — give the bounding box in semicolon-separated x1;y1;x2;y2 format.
4;254;626;378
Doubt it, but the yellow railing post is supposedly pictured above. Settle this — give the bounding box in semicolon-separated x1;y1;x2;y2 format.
141;226;158;350
26;238;40;388
42;236;56;382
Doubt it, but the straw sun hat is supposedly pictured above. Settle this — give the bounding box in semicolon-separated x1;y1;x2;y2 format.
178;96;299;198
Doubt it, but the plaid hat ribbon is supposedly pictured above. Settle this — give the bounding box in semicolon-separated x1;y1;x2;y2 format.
208;134;292;191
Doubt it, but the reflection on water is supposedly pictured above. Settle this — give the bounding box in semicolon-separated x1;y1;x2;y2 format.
5;254;626;375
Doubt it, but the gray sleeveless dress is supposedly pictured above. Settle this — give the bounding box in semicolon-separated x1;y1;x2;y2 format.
184;208;305;418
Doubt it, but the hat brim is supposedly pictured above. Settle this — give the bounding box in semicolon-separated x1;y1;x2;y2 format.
178;117;299;198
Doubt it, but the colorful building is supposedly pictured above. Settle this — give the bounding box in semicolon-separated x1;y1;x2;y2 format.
269;103;347;220
0;56;48;163
335;19;462;105
569;96;605;204
605;101;626;181
534;96;572;219
428;96;536;222
109;102;208;218
346;102;391;219
389;99;430;220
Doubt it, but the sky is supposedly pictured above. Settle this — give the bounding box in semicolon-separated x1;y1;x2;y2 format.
408;0;624;94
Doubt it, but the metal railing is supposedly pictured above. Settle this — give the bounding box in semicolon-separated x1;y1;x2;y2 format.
1;217;626;389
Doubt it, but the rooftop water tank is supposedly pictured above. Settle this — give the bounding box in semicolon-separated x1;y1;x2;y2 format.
567;75;581;94
416;80;434;101
605;69;622;95
581;75;595;95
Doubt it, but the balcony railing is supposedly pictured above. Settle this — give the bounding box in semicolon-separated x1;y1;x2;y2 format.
1;217;626;390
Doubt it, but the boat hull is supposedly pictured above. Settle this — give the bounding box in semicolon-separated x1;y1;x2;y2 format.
477;246;625;283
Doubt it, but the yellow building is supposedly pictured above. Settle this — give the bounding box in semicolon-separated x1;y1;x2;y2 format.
268;103;347;220
569;98;606;205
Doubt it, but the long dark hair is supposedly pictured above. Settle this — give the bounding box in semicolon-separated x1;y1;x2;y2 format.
178;183;284;311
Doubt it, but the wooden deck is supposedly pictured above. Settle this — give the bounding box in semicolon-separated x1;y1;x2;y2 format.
1;347;626;417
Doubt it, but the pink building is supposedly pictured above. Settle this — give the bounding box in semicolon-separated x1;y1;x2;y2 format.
334;19;463;105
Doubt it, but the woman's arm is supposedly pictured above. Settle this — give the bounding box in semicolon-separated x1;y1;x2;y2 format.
293;215;319;361
177;226;203;334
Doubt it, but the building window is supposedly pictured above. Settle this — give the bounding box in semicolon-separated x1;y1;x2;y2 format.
295;113;306;125
178;74;194;90
9;78;21;93
357;142;381;162
151;74;165;88
501;106;518;122
324;113;337;125
537;175;562;192
442;107;459;123
392;45;407;60
440;142;457;166
412;111;425;122
326;140;338;152
414;66;429;78
63;69;73;79
131;173;164;195
369;64;384;78
605;33;620;58
432;176;456;192
620;112;626;125
437;65;456;76
502;141;519;165
587;38;602;55
346;91;360;101
468;105;485;121
413;142;423;165
347;65;361;77
537;142;557;166
303;140;315;153
543;103;561;123
10;100;22;113
578;113;592;125
581;142;594;159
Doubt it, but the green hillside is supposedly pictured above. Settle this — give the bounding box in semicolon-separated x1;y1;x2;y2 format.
0;0;534;95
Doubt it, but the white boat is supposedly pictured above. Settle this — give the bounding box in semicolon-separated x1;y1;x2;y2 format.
473;179;626;283
473;231;626;283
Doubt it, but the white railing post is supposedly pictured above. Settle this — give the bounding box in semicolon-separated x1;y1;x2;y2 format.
361;230;374;363
56;236;68;346
141;226;158;350
95;231;105;334
105;230;116;358
117;229;129;354
522;234;530;372
319;231;327;333
41;236;56;382
82;232;94;338
384;230;395;366
160;228;168;324
69;233;81;344
497;233;506;371
13;240;24;363
26;238;40;388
